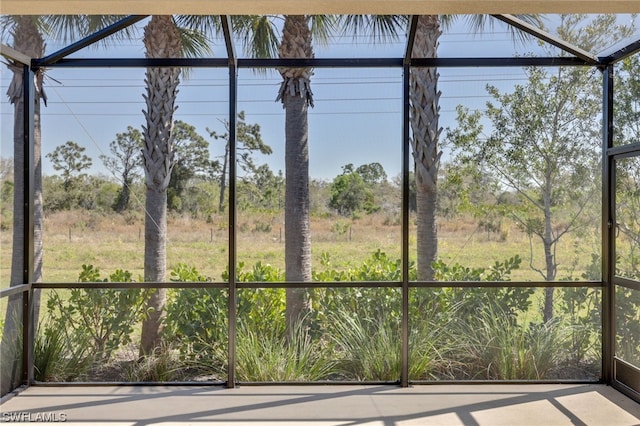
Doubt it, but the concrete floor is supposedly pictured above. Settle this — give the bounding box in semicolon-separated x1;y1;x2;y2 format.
1;384;639;425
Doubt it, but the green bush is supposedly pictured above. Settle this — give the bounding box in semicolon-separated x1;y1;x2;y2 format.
163;263;227;361
45;265;149;361
429;255;532;321
164;252;534;380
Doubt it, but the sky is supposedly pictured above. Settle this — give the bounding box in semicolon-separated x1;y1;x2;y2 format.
1;14;637;182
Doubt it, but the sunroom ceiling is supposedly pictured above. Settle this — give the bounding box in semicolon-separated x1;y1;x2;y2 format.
2;0;640;15
1;2;639;61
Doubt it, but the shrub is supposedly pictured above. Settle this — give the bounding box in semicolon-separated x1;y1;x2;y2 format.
163;263;227;361
429;255;533;321
45;265;149;361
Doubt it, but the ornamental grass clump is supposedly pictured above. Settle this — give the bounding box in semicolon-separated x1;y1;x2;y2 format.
460;306;568;380
234;319;335;382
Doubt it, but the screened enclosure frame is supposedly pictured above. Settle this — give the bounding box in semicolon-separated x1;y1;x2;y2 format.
1;13;640;399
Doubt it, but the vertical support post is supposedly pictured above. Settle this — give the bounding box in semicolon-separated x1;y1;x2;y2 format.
21;64;35;385
601;64;615;383
222;15;238;389
227;64;238;388
401;62;411;388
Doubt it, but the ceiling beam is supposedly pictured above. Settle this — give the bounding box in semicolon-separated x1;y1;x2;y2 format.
2;0;640;15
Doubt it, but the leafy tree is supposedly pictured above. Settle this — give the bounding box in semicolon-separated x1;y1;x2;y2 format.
168;120;210;212
329;171;369;216
614;55;640;147
356;162;387;185
46;141;93;191
0;157;12;182
438;162;509;237
344;14;541;281
447;15;633;321
614;55;640;280
45;141;93;209
208;111;272;213
329;163;383;216
100;126;143;213
238;164;284;211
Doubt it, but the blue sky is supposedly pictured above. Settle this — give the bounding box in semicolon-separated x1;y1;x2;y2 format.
1;15;636;182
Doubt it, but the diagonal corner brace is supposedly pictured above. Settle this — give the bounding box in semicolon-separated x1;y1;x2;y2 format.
36;15;148;67
404;15;419;64
493;14;600;65
220;15;236;66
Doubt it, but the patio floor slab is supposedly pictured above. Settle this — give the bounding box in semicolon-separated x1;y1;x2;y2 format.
1;384;639;425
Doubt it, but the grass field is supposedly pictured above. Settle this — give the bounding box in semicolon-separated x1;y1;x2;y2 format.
0;209;601;286
0;209;611;384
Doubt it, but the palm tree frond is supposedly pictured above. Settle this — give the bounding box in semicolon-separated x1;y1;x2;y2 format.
233;15;279;59
503;14;546;44
440;14;544;45
176;26;212;58
43;15;139;46
174;15;221;39
309;15;338;48
340;15;408;44
2;16;50;42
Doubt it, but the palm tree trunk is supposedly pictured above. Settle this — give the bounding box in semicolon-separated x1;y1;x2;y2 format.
284;94;312;332
278;15;314;336
141;187;168;352
410;16;442;281
1;16;45;396
140;15;181;355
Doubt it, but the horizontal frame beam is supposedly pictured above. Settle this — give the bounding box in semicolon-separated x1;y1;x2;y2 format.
613;277;640;292
39;56;592;69
0;283;32;299
607;142;640;159
31;281;603;290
